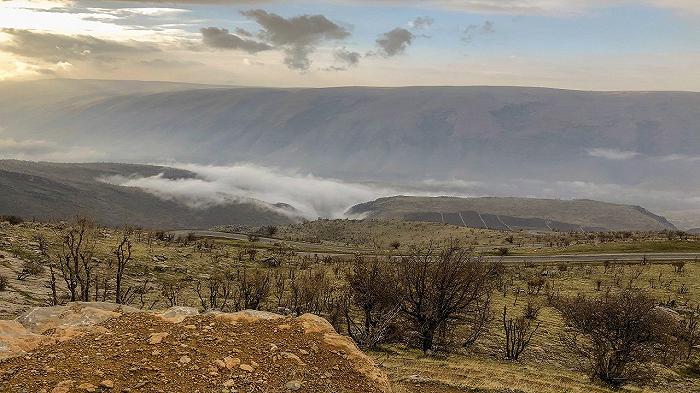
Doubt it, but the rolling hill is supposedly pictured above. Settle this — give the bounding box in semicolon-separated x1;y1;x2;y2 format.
0;160;292;229
348;196;677;232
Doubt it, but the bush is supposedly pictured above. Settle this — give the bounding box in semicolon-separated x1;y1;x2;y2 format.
556;291;682;387
0;275;7;291
0;215;23;225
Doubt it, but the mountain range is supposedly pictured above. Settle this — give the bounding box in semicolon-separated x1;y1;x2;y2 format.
1;79;698;227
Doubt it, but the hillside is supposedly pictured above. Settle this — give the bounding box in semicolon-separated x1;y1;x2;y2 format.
348;196;676;232
0;303;391;392
0;160;292;228
2;80;699;179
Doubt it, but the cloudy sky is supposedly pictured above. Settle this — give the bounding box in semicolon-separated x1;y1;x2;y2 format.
1;0;699;89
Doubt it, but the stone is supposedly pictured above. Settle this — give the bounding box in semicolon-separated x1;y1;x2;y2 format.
285;380;302;391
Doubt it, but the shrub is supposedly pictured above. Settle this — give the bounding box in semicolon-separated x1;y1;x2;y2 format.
0;274;7;291
503;305;540;361
0;215;23;225
556;291;682;387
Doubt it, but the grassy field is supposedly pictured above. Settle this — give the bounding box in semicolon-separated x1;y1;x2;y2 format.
1;219;699;393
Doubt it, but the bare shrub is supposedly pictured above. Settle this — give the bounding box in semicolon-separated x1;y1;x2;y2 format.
233;268;270;311
556;291;682;387
344;256;401;348
502;305;540;361
159;278;186;307
526;276;545;295
397;243;500;353
672;261;686;273
0;275;7;291
0;215;23;225
195;271;234;311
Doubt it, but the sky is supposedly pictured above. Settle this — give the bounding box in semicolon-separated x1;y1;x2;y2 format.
0;0;699;90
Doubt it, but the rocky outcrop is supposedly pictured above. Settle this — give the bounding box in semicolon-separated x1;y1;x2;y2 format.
0;302;392;393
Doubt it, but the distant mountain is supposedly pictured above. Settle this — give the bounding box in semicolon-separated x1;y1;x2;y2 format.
0;160;292;229
1;79;698;178
1;79;699;227
348;196;677;232
688;228;700;235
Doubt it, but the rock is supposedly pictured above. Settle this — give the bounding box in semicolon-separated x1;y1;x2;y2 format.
159;307;199;323
179;356;191;364
148;332;169;345
239;364;254;372
77;382;97;392
223;379;236;388
285;380;302;390
100;380;114;389
223;356;240;369
51;380;74;393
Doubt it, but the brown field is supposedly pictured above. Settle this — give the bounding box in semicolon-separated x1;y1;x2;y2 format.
1;219;699;392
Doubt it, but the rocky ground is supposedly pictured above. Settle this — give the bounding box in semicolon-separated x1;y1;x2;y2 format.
0;303;391;393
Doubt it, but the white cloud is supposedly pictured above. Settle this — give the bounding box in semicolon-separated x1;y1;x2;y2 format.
587;147;641;160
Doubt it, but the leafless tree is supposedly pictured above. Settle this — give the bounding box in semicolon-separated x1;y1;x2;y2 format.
344;256;401;348
53;216;100;302
113;231;133;304
397;242;500;353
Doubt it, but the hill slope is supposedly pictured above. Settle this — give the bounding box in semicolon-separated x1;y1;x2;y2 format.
0;160;292;228
348;196;676;232
0;303;391;392
1;80;699;179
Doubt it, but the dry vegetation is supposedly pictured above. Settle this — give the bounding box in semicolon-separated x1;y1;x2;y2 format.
1;216;699;392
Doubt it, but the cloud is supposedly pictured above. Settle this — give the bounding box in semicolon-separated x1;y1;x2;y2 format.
0;28;155;62
101;163;397;219
199;10;352;71
138;58;203;68
409;16;434;29
324;47;360;70
240;9;351;71
374;27;414;57
200;27;272;53
461;20;495;43
586;147;641;161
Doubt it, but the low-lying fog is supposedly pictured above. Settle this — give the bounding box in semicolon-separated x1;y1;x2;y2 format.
100;163;700;228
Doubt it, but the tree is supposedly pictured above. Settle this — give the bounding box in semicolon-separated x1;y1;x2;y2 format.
556;291;682;387
55;216;99;302
397;243;499;353
345;256;401;348
113;231;132;304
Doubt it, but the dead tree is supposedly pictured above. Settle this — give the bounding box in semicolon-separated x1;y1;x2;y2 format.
397;242;500;353
55;216;99;302
35;234;59;306
345;256;401;348
502;305;540;361
113;233;133;304
556;291;682;387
